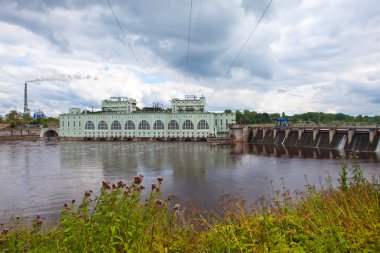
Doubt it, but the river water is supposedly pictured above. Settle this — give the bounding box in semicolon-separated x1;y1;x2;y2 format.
0;141;379;222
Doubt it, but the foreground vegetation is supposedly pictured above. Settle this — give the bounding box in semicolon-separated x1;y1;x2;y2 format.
1;162;379;252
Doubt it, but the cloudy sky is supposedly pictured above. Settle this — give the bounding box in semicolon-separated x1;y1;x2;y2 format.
0;0;379;116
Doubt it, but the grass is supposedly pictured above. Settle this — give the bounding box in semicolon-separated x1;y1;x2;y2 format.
1;162;379;252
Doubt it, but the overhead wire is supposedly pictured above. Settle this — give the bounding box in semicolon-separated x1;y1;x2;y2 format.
106;0;150;83
209;0;273;99
184;0;193;94
187;0;204;85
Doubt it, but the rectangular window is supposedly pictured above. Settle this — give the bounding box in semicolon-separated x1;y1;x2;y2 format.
68;121;70;127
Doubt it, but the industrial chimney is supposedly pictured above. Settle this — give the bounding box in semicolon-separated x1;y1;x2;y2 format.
23;82;30;116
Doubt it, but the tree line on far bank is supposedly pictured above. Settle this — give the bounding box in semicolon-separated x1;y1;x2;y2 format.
226;110;380;125
0;110;59;129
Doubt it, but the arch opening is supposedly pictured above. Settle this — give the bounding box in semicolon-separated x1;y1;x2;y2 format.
44;129;59;138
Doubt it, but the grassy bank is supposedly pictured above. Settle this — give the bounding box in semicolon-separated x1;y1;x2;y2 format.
1;163;379;252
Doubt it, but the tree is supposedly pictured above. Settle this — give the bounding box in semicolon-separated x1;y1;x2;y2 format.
6;110;22;121
5;110;23;128
224;109;232;113
356;115;363;122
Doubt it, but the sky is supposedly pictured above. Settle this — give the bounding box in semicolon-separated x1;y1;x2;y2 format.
0;0;379;117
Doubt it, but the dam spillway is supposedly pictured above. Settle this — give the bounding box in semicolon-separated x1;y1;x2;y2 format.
230;126;380;152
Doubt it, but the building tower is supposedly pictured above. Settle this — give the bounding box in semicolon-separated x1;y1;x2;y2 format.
23;82;30;116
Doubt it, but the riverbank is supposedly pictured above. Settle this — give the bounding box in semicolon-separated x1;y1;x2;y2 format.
1;163;379;252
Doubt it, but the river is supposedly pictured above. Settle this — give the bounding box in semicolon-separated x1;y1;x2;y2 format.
0;141;379;222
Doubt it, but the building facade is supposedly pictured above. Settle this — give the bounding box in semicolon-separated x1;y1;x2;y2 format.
33;110;47;119
58;95;235;140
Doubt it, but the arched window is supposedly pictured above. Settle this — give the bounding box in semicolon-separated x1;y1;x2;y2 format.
85;121;95;130
138;120;150;130
98;120;108;130
153;120;164;130
168;120;179;130
197;120;209;130
182;120;194;130
125;120;135;130
111;120;121;130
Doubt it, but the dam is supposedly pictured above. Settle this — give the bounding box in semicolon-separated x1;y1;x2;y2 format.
230;126;380;152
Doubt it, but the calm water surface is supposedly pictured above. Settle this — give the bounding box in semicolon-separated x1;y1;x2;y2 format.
0;141;379;222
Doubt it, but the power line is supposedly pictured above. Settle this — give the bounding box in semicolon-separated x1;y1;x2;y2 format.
184;0;193;94
188;0;204;83
210;0;273;98
106;0;149;83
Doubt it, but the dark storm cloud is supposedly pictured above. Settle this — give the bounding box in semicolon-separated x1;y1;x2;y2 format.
348;85;380;105
0;1;72;51
2;0;275;80
111;0;245;79
241;0;271;15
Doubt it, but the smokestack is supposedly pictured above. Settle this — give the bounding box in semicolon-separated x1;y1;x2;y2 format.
23;82;30;116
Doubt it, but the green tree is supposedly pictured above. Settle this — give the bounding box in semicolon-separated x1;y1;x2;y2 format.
6;110;22;121
5;110;23;128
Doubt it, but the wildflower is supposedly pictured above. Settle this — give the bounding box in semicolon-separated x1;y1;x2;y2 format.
71;199;75;204
157;177;163;183
102;181;111;190
112;184;116;189
2;229;9;235
63;203;68;208
134;176;142;184
34;215;42;227
152;183;158;190
85;190;92;197
155;199;163;205
136;185;145;191
117;181;124;188
16;216;20;220
174;204;180;211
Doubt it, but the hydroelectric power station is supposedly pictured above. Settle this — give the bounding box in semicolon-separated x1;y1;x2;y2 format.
58;95;236;140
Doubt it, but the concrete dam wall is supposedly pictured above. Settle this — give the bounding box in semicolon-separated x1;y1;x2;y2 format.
230;126;380;152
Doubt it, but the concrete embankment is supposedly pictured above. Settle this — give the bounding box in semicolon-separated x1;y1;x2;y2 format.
0;129;42;141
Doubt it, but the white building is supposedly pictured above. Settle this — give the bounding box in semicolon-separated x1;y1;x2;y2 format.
59;95;235;140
